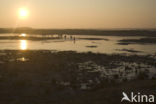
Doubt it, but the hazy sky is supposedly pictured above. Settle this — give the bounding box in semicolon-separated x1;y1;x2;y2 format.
0;0;156;29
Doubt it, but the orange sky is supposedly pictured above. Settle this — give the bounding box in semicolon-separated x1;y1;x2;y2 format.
0;0;156;29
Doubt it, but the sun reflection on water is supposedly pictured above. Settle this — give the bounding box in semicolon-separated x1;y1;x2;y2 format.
17;57;29;62
20;40;27;50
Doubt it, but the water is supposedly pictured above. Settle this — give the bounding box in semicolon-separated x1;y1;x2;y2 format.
0;33;156;55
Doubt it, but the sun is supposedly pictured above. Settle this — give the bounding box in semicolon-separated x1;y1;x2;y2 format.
19;8;28;18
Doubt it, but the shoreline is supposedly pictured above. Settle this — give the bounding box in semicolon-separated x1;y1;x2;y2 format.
0;28;156;37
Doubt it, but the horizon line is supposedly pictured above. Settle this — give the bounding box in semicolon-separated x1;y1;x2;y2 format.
0;27;156;30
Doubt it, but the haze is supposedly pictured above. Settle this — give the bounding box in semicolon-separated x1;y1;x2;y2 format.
0;0;156;29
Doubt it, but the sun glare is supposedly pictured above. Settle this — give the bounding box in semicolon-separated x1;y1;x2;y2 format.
19;8;28;18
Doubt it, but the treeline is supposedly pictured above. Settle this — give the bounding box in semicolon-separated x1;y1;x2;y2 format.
0;28;156;36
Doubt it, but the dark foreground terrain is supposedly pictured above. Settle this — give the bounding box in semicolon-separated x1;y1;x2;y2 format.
0;50;156;104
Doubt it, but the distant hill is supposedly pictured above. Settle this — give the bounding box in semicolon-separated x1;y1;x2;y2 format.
0;28;156;37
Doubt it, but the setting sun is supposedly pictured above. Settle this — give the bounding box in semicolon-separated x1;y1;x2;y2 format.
19;8;28;18
0;1;156;104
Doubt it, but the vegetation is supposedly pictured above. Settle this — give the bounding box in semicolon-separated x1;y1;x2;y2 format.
118;38;156;45
0;28;156;36
0;50;156;104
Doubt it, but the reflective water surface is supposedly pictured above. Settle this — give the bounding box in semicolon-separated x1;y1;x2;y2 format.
20;40;27;50
0;33;156;55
